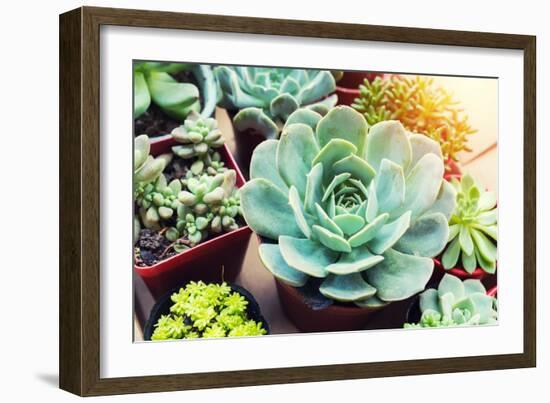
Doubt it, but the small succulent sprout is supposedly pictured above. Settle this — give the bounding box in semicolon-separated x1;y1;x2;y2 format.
405;273;497;328
171;111;226;159
134;134;171;186
241;106;456;304
134;62;217;120
442;174;497;274
214;66;338;140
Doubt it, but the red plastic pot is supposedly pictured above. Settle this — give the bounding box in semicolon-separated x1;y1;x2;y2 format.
336;72;385;106
444;158;462;181
433;257;488;280
135;137;252;299
275;280;384;333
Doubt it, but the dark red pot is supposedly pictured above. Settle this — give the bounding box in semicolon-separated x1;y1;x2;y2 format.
275;280;383;333
335;72;385;106
444;158;462;181
135;137;252;299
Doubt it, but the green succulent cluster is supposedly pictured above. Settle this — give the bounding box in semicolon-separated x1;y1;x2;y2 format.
405;274;497;328
136;173;182;231
442;174;497;274
214;66;337;140
134;62;217;121
171;111;225;159
241;106;456;305
151;282;267;340
165;170;242;244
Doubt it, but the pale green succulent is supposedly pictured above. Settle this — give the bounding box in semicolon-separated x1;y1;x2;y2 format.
134;62;217;120
442;174;497;274
134;135;173;241
241;106;456;305
214;66;337;140
137;173;182;231
405;274;497;328
165;170;242;244
171;111;225;159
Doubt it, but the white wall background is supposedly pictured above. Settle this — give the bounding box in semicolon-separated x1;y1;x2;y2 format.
0;0;545;401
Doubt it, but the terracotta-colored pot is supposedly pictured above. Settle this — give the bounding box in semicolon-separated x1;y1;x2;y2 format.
335;72;385;106
134;137;252;299
275;280;383;333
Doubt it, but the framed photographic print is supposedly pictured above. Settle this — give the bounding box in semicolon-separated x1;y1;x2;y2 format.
59;6;536;396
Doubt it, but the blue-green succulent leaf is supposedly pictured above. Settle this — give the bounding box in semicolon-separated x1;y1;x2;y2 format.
365;120;412;172
304;163;324;214
366;248;434;301
278;236;337;278
250;139;289;193
270;93;300;121
369;211;411;255
442;236;461;269
314;203;344;237
311;225;352;253
423;180;457;221
134;71;151;118
470;228;497;262
285;108;323;131
296;70;336;105
316;106;368;156
288;186;314;239
258;243;308;287
419;288;439;312
332;154;376;187
233;107;279;140
375;159;405;214
394;212;449;258
326;247;384;275
438;273;465;300
348;213;389;247
333;214;365;236
277;123;320;197
322;173;351;202
354;295;390;308
463;279;487;296
408;133;443;173
319;273;377;302
240;178;303;240
312;139;357;183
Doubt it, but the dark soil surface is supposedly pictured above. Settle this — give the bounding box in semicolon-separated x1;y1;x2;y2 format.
163;157;193;183
133;69;204;138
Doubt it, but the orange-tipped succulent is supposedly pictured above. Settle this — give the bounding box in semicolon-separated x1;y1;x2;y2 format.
352;75;476;168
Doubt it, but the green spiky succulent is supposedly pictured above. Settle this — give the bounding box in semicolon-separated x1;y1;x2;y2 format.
352;75;476;165
405;274;497;328
171;111;225;160
134;62;217;120
442;174;497;274
214;66;337;140
164;170;242;244
151;281;267;340
241;106;456;305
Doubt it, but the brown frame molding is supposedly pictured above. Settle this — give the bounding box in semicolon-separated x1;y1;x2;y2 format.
59;6;536;396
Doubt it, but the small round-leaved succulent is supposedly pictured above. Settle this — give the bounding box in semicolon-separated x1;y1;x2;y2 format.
241;106;456;305
405;274;497;328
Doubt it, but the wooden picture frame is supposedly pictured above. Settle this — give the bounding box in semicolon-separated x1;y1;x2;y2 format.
59;6;536;396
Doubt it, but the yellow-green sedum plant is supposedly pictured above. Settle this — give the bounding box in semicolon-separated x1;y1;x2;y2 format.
442;174;497;274
405;274;497;328
241;106;456;306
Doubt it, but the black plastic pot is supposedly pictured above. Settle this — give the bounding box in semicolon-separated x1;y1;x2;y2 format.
143;283;270;340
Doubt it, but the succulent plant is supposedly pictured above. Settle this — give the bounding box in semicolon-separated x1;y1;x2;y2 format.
165;170;242;244
151;281;267;340
214;66;337;140
352;75;476;165
136;173;182;231
171;111;225;160
441;174;497;274
241;106;456;305
134;135;173;241
134;62;217;121
405;274;497;328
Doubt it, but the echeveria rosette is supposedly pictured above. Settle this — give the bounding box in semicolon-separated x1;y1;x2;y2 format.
241;106;456;305
214;66;338;140
134;62;217;121
442;174;497;274
405;274;498;328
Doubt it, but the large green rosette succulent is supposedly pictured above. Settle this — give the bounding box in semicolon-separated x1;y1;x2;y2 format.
241;106;456;305
214;66;337;140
